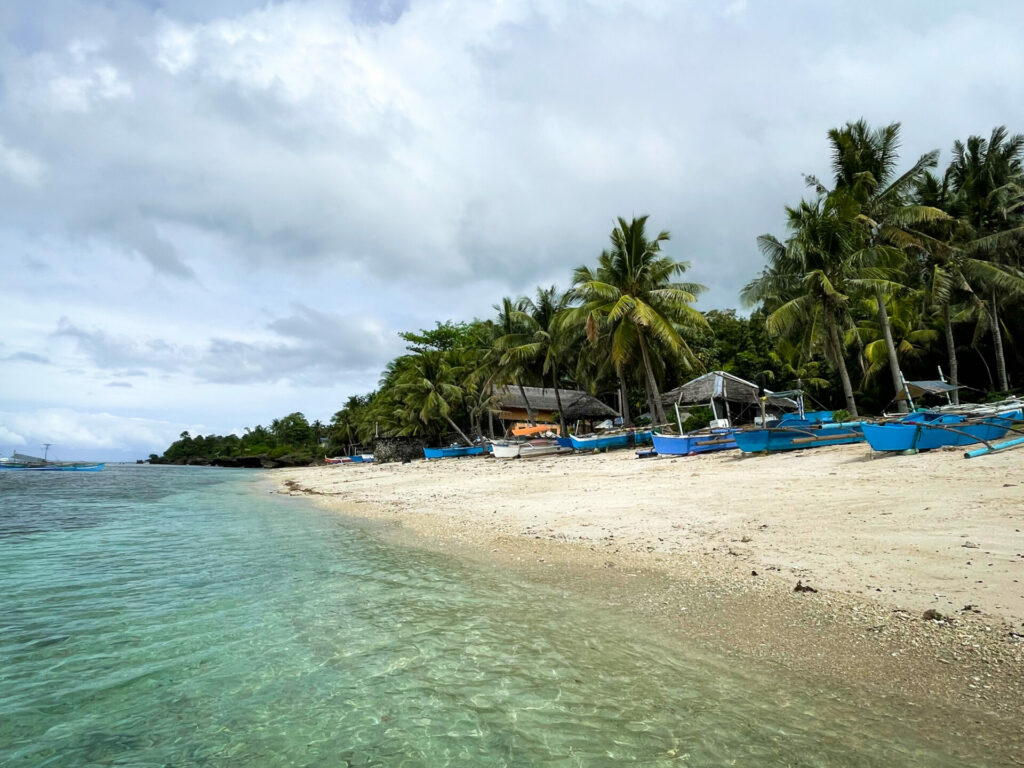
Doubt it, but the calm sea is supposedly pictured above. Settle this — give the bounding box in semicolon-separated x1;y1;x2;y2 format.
0;465;992;766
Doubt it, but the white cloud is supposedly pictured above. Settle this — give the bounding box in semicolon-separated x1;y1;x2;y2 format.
0;137;46;186
0;408;185;454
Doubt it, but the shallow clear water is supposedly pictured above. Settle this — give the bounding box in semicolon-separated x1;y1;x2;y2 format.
0;465;990;766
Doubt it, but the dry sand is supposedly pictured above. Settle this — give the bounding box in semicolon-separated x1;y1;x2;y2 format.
276;443;1024;763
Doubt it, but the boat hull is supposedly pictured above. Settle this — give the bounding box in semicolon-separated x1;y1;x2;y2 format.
423;445;485;459
569;430;652;451
0;463;104;471
652;429;737;456
518;440;572;459
863;409;1022;452
734;421;865;453
490;442;521;459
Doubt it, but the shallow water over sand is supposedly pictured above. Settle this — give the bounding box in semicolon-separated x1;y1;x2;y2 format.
0;465;994;766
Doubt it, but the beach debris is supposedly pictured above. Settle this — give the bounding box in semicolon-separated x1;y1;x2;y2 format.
962;541;980;549
922;609;946;622
961;604;982;614
740;535;752;543
794;580;817;593
751;570;758;576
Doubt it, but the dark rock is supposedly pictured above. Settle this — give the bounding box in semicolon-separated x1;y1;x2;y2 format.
922;609;946;621
794;580;818;593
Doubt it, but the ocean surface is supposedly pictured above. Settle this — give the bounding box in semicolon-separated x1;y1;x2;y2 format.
0;465;991;767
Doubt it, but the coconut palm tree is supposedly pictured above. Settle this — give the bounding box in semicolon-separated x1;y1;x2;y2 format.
943;126;1024;390
811;119;948;411
493;296;538;424
567;216;707;425
743;192;862;416
393;349;474;445
497;286;576;434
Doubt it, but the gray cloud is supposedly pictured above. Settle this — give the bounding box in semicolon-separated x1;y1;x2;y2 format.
52;304;397;386
4;351;50;364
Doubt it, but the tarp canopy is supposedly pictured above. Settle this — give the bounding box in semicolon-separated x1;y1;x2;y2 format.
894;380;959;400
661;371;798;408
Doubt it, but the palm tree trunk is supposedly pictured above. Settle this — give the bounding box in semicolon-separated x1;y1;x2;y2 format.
943;303;959;406
444;415;474;447
637;333;666;424
617;369;632;426
827;315;858;417
875;287;907;413
516;377;537;424
989;291;1009;391
551;367;567;435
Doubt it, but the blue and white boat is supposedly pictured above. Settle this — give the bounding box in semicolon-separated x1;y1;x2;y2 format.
651;428;738;456
862;407;1023;452
423;445;485;460
0;453;104;471
569;430;652;451
733;412;866;453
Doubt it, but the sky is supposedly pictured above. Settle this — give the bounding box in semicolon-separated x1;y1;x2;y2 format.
2;0;1024;461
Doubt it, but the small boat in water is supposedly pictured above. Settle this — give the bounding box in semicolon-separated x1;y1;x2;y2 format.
569;429;652;451
0;453;104;471
862;406;1023;452
733;412;866;454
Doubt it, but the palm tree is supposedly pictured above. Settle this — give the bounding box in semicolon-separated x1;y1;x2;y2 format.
744;192;862;416
497;286;576;434
944;126;1024;390
567;216;706;425
813;119;947;411
393;349;474;445
493;297;538;424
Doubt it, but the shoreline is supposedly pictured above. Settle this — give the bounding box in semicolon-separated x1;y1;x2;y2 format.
275;444;1024;762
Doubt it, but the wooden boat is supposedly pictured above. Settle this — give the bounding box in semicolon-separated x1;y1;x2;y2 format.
0;453;104;471
651;428;738;456
324;455;350;464
569;429;652;451
490;441;521;459
733;413;865;453
863;407;1023;452
423;445;485;460
492;439;571;459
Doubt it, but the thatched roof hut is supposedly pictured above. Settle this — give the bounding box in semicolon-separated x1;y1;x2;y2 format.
494;385;619;422
661;371;797;408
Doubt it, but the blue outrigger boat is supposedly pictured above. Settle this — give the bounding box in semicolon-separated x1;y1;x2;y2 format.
569;429;652;451
651;428;737;456
423;445;486;459
862;406;1023;452
733;411;866;454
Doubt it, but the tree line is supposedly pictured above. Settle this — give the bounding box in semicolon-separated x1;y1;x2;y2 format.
156;119;1024;462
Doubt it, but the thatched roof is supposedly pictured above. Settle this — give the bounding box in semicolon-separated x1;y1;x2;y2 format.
661;371;798;408
495;385;620;420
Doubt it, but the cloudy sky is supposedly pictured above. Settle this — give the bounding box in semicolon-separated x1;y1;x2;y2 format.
2;0;1023;460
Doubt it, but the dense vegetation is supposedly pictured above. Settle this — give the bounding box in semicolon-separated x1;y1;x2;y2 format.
156;119;1024;464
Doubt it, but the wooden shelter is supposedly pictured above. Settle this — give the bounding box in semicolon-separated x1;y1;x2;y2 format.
493;385;619;426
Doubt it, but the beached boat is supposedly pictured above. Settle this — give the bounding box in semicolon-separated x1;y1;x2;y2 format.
569;430;652;451
324;455;350;464
0;453;104;471
862;407;1023;452
733;413;866;453
491;439;571;459
490;441;521;459
423;445;485;460
651;428;738;456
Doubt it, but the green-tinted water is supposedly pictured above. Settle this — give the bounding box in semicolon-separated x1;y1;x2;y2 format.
0;465;990;766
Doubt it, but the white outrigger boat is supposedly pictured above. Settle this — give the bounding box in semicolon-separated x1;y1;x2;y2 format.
490;438;572;459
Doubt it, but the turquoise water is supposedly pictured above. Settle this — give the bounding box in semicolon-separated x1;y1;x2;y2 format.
0;466;989;766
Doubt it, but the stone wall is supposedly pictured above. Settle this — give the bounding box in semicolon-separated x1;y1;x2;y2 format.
373;436;427;464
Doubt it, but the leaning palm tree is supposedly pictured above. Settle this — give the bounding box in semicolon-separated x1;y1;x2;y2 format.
812;119;948;410
743;192;863;417
567;216;707;425
497;286;577;434
393;349;474;446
